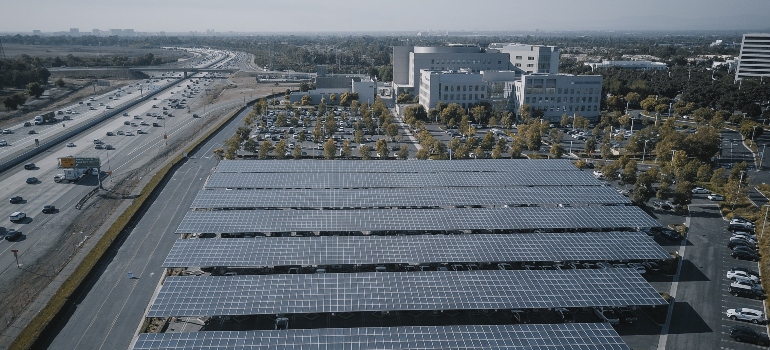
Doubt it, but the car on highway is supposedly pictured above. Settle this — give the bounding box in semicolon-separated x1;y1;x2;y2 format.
727;308;765;324
105;144;114;150
2;129;12;134
42;205;56;214
66;142;75;147
125;131;134;136
10;212;26;222
26;177;38;184
106;131;115;136
708;193;725;201
124;121;131;125
4;229;22;241
94;144;104;150
692;187;710;194
24;163;35;170
116;131;124;135
0;140;7;146
729;325;770;345
9;196;22;204
28;130;36;134
140;121;149;126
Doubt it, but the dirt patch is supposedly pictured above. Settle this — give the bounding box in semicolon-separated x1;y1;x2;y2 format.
216;72;299;104
1;44;192;61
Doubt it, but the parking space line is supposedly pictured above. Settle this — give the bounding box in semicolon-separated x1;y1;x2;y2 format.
657;216;690;350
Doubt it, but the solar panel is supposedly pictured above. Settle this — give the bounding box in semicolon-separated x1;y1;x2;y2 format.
204;171;600;189
191;186;630;209
175;206;660;234
162;232;670;268
147;269;667;317
214;159;581;173
132;323;630;350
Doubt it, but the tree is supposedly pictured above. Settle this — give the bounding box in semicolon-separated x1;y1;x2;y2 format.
711;168;727;187
359;145;372;159
481;132;496;151
397;145;409;159
415;148;430;160
258;141;274;159
323;138;336;159
55;78;65;87
625;92;641;106
584;137;596;155
243;138;258;153
341;140;351;158
550;143;565;158
293;144;303;159
300;95;311;106
26;82;45;98
739;120;763;141
375;139;388;158
639;95;657;112
274;139;288;159
621;160;638;184
3;93;27;111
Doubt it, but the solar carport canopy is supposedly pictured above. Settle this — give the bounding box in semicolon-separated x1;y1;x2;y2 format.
191;186;630;209
175;206;660;234
132;324;631;350
147;269;667;317
214;158;581;173
162;232;670;268
204;171;600;189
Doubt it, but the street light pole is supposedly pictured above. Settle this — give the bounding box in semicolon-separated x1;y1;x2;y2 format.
760;144;767;171
643;140;649;163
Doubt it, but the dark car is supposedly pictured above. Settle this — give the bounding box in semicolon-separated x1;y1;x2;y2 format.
733;245;760;256
9;196;22;204
729;224;755;233
729;325;770;345
659;228;681;241
4;229;22;241
728;241;757;251
23;163;35;170
25;177;38;184
732;249;761;262
730;285;766;299
42;205;56;214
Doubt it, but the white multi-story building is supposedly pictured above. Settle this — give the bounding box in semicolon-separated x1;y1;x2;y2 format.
392;45;511;96
488;43;560;74
418;69;487;109
513;74;603;122
735;33;770;81
585;60;667;71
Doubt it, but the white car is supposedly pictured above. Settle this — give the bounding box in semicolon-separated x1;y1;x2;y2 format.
726;308;765;324
692;187;710;194
708;193;725;201
0;140;7;146
730;219;755;228
66;142;76;147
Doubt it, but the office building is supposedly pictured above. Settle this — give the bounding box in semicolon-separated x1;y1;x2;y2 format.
513;74;603;121
69;28;79;36
392;45;511;96
735;33;770;81
488;43;560;74
585;60;667;71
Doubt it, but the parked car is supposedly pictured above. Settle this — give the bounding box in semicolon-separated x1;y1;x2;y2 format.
729;267;760;280
727;308;766;324
732;249;761;262
659;228;682;241
708;193;725;201
9;196;22;204
729;223;755;233
692;187;710;194
729;284;766;299
729;325;770;345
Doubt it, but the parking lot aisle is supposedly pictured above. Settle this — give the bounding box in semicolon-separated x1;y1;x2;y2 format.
665;203;727;349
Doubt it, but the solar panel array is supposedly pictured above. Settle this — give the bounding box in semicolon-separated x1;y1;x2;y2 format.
215;159;581;173
163;232;670;268
191;186;630;209
176;206;660;234
133;323;631;350
204;171;601;189
148;269;667;317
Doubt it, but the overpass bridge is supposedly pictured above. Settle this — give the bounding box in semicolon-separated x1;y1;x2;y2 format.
49;67;237;78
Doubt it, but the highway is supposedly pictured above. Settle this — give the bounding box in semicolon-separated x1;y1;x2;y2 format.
40;94;250;350
0;47;245;348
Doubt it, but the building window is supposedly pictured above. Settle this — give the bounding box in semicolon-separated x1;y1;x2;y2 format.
527;64;534;68
444;86;448;91
463;86;467;92
475;86;479;91
475;94;478;99
463;94;467;100
481;86;485;91
528;56;534;60
481;94;484;98
516;56;522;60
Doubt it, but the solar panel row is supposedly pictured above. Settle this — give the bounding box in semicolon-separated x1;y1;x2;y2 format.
148;270;667;317
163;232;670;268
214;159;581;173
191;186;629;209
176;206;660;234
133;323;631;350
204;171;601;189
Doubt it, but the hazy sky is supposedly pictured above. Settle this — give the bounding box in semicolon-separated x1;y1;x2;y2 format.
3;0;770;33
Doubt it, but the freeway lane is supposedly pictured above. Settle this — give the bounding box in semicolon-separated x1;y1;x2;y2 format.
40;99;250;350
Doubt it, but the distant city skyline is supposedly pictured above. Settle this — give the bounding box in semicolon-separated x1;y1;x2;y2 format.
2;0;770;33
